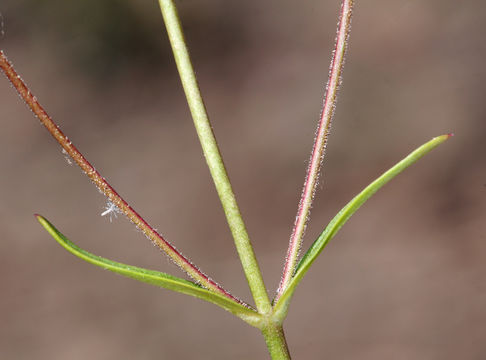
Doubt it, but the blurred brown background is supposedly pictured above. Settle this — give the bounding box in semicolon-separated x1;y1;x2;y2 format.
1;0;484;359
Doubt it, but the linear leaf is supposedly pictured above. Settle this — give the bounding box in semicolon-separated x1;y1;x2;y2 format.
274;134;452;319
36;215;261;327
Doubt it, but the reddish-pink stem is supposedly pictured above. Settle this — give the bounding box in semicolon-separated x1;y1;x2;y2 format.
276;0;354;301
0;50;247;307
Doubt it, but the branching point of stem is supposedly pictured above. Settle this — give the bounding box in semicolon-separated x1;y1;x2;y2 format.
277;0;354;301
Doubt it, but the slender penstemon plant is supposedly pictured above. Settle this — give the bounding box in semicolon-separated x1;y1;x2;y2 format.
0;0;452;358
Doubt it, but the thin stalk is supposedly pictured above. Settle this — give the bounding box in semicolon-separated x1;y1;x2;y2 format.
261;323;291;360
0;50;244;307
157;0;271;314
277;0;354;301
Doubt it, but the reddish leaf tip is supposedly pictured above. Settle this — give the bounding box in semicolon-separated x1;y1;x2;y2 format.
34;214;44;221
447;133;455;138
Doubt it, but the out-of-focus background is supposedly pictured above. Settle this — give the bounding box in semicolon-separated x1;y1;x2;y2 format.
1;1;484;359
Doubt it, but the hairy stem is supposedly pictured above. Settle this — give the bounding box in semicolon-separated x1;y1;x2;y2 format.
261;323;291;360
157;0;271;313
0;50;244;306
277;0;354;301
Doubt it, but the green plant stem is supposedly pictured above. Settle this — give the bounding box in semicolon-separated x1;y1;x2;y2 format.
261;323;291;360
157;0;271;314
277;0;354;301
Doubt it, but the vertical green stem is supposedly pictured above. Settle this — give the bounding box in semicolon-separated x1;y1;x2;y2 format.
261;323;292;359
157;0;271;314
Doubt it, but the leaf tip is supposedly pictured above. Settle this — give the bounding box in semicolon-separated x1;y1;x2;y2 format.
34;214;53;233
434;133;454;143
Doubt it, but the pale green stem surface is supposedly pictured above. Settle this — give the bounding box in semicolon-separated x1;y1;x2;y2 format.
157;0;271;314
261;323;292;360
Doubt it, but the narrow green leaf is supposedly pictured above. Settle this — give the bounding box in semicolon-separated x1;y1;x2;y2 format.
36;215;262;327
274;134;452;318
